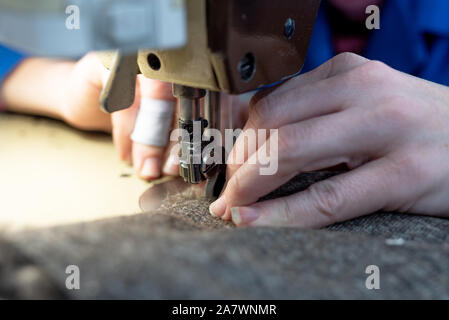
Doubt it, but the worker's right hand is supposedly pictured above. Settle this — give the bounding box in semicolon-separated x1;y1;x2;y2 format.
211;52;449;227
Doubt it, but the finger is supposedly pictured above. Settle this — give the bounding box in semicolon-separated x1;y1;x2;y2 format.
138;76;175;101
213;131;295;220
230;158;400;228
217;108;395;220
132;142;165;180
227;55;369;180
162;99;181;176
62;53;112;132
251;52;368;106
111;95;140;164
102;55;140;163
131;78;175;180
162;140;180;176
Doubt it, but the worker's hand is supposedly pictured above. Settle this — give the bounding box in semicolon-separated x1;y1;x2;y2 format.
2;54;249;181
210;52;449;227
59;53;179;180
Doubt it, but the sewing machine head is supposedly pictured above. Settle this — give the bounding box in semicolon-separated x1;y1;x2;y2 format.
0;0;320;197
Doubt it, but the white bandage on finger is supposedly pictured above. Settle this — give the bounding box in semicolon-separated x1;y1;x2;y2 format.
131;98;175;147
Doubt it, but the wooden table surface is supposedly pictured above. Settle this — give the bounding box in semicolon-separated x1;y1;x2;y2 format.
0;113;150;230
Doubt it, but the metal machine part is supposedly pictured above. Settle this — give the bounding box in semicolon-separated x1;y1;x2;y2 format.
203;91;227;198
0;0;321;199
0;0;187;56
0;0;321;101
99;51;139;113
173;84;206;185
102;0;321;95
172;84;225;198
143;0;319;197
99;0;321;197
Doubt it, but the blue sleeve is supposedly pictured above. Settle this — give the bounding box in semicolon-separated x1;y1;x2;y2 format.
0;45;26;87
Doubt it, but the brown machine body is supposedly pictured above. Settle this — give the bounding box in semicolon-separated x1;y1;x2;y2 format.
100;0;321;95
98;0;321;193
141;0;321;94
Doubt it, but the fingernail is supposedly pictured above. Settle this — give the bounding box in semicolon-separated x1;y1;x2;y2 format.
162;155;179;176
140;158;160;179
209;196;227;217
231;207;260;226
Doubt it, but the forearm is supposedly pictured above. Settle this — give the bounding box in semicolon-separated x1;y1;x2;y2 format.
0;57;75;119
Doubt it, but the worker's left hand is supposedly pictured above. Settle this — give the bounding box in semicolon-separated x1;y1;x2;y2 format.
59;53;179;180
60;54;249;181
210;52;449;227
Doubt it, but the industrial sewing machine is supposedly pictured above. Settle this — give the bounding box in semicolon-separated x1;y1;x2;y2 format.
0;0;320;199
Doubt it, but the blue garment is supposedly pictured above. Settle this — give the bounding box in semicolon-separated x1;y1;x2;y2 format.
1;1;449;87
303;0;449;86
0;45;25;87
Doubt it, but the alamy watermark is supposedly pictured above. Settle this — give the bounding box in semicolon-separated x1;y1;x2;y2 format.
366;5;380;30
65;265;80;290
365;265;380;290
169;124;279;176
65;5;80;30
65;4;380;31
